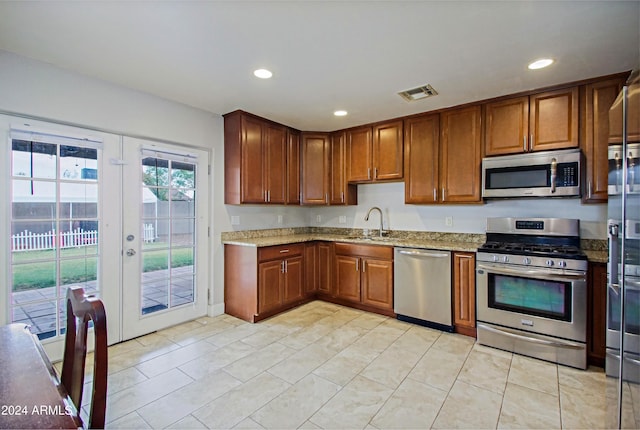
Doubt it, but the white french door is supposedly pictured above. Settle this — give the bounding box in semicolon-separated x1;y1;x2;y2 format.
2;117;210;357
120;137;209;340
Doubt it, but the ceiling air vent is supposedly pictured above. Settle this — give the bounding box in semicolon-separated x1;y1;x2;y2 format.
398;84;438;102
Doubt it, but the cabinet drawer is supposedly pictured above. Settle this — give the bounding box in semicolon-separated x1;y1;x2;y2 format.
258;243;304;261
334;243;393;259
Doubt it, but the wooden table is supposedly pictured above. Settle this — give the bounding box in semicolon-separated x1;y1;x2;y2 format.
0;324;81;429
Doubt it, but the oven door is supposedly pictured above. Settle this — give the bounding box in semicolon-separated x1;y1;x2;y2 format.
476;262;587;342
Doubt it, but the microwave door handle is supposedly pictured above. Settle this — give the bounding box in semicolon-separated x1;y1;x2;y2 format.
550;157;557;193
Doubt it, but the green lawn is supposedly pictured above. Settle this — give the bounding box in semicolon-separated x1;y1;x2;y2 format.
12;245;194;291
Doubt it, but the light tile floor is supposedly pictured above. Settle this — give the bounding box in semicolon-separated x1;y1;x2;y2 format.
73;301;637;429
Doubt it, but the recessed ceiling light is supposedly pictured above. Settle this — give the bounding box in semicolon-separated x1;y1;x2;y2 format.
528;58;554;70
334;110;348;117
253;68;273;79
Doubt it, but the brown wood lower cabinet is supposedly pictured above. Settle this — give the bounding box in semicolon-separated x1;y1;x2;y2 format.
225;243;309;322
588;262;607;367
331;243;394;315
317;242;333;295
453;252;476;337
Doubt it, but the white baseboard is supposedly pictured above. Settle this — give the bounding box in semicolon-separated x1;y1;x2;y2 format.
209;302;225;317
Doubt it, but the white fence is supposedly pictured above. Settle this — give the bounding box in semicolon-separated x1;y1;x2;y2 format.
11;224;155;251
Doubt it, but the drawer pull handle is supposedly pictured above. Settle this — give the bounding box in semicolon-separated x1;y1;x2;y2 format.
279;249;289;253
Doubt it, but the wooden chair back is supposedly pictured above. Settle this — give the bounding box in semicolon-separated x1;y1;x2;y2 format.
61;286;108;429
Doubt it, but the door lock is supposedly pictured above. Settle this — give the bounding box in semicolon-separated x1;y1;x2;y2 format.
126;249;136;256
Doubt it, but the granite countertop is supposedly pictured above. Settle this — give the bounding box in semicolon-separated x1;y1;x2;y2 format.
222;227;609;263
222;229;487;253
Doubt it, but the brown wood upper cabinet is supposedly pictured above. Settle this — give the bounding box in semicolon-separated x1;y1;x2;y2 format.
347;120;403;183
582;77;626;203
484;87;579;156
404;113;440;203
330;131;357;205
300;133;330;205
404;107;481;204
287;130;301;205
224;111;298;205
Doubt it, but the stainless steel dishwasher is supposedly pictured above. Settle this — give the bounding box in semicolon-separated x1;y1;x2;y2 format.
394;247;453;332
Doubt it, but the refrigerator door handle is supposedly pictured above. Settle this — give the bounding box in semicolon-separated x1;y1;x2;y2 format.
608;221;620;283
609;283;620;297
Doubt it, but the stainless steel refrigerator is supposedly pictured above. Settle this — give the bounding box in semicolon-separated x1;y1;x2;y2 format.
607;69;640;429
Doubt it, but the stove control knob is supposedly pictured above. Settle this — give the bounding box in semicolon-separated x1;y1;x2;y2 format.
492;255;499;262
502;255;509;263
546;259;554;267
558;260;567;268
523;257;531;265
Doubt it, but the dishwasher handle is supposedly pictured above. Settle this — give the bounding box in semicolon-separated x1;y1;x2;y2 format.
396;249;450;258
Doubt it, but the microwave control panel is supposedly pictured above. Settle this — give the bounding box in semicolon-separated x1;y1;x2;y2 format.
557;162;578;186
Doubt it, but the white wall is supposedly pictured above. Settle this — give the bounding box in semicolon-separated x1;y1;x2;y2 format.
305;182;608;239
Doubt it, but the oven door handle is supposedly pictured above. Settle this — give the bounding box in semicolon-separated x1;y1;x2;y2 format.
476;263;585;281
478;323;584;350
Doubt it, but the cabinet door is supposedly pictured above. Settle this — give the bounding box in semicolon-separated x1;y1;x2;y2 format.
283;256;304;304
404;114;440;204
301;133;330;205
587;263;607;367
484;96;529;156
373;120;403;181
335;255;361;302
287;130;301;204
440;106;482;203
241;116;266;203
258;260;282;314
453;252;476;334
318;242;333;294
330;132;357;205
265;124;287;204
347;127;373;182
583;78;625;203
304;242;318;295
530;87;579;151
361;258;393;310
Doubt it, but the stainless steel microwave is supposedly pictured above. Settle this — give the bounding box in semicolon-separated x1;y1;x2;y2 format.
482;149;581;198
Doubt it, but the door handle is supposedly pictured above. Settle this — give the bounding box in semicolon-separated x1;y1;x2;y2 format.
126;249;136;256
550;157;557;193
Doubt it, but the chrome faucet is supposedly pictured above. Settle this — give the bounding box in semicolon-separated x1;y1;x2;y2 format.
364;206;386;237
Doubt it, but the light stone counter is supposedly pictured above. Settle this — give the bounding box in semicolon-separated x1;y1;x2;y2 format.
221;228;485;253
221;227;609;263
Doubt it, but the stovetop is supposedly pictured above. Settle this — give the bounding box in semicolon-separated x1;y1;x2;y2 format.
477;217;588;271
478;241;587;260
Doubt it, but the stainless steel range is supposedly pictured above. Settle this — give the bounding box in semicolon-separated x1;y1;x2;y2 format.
476;217;588;369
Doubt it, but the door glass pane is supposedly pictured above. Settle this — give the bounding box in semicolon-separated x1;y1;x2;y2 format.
10;140;101;340
140;156;196;315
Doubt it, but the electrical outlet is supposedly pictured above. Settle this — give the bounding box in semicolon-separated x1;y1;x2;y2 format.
316;214;322;223
231;215;240;225
277;215;283;224
445;216;453;227
339;216;347;224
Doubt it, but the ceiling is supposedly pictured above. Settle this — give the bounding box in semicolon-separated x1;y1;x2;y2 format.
0;1;638;131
